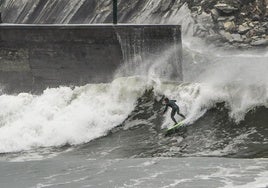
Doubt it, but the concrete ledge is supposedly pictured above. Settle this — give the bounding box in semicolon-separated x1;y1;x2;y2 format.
0;24;182;93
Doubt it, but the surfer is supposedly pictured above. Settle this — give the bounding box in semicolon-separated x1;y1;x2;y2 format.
162;97;185;124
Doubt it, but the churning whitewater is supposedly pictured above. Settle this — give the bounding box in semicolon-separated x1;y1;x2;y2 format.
0;67;267;157
0;77;150;153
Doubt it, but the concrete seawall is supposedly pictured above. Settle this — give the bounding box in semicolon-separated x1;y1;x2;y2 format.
0;24;182;93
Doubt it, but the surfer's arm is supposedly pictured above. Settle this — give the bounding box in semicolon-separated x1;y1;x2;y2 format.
163;105;168;114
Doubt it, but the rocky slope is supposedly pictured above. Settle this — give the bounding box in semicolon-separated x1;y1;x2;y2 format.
186;0;268;48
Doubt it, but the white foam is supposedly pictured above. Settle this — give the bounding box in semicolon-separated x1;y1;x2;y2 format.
0;77;148;153
220;168;268;188
155;79;268;128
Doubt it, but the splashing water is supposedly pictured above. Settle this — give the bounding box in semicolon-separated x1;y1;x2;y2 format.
0;77;149;153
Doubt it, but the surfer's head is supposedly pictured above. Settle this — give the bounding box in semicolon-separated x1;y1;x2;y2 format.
164;98;169;104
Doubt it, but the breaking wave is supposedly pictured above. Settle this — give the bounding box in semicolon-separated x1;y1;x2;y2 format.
0;75;267;158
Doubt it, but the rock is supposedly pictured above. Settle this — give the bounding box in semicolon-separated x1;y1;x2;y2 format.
251;36;260;40
217;16;235;22
218;17;228;21
244;38;252;43
256;27;266;35
253;21;259;25
262;22;268;28
223;21;236;31
238;43;252;49
214;3;238;14
252;14;260;21
238;25;250;34
241;34;247;40
206;34;223;42
256;0;267;15
241;22;249;26
231;34;243;42
219;31;243;43
219;30;233;41
251;39;268;46
246;29;255;37
228;16;235;21
210;8;220;20
248;22;255;27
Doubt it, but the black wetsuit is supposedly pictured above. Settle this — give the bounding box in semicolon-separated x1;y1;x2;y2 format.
164;100;185;124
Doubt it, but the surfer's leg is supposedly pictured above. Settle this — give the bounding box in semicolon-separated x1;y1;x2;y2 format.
179;113;186;119
176;108;186;119
171;109;177;124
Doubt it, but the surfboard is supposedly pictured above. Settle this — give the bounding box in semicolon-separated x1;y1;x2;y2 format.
165;121;184;135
